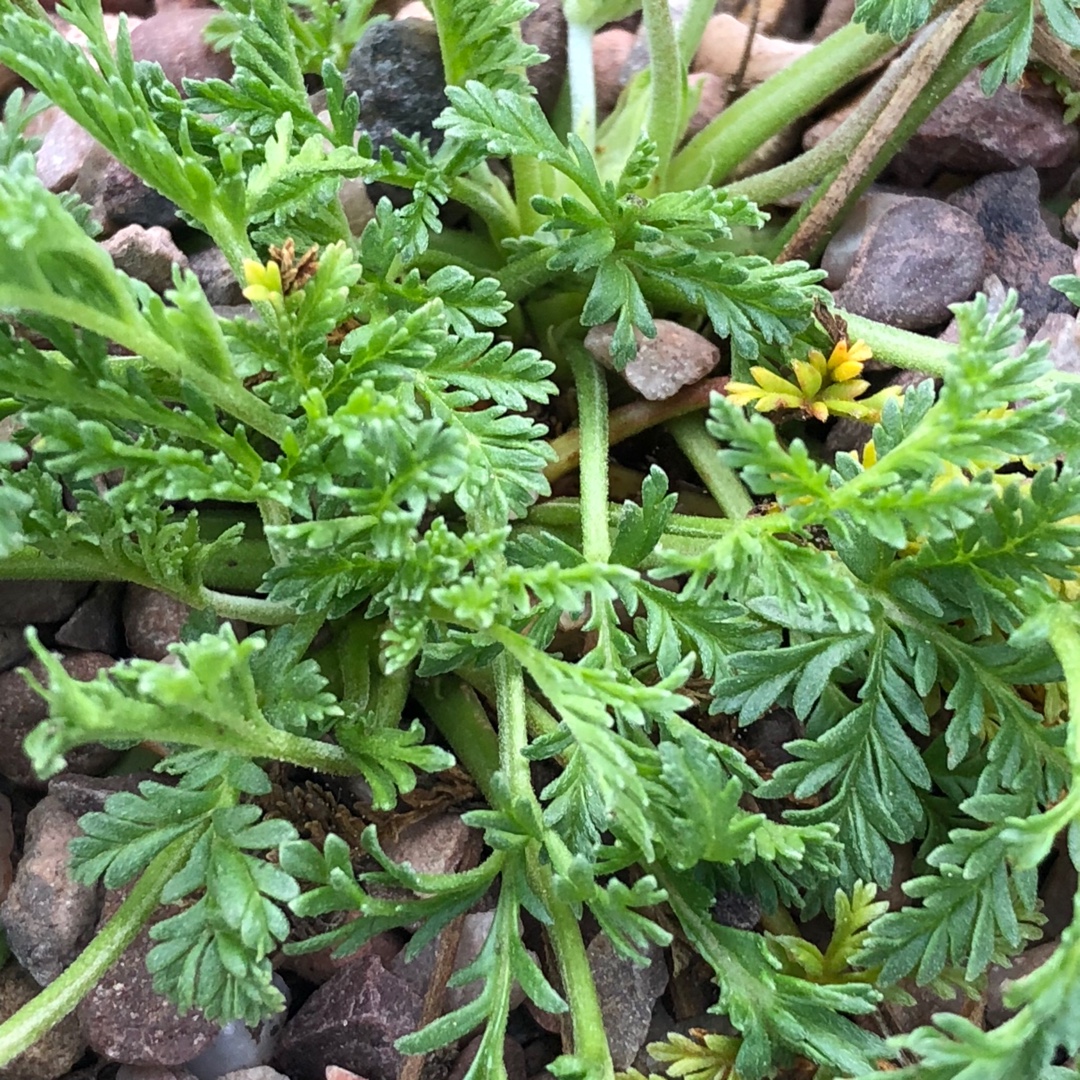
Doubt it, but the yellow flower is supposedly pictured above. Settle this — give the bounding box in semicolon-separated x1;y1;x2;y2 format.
241;258;284;304
726;339;891;423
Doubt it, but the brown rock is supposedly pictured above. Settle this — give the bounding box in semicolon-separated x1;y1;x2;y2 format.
834;197;987;331
102;224;190;293
0;963;87;1080
127;9;234;89
381;813;472;877
447;1035;526;1080
0;580;91;626
79;886;219;1065
1;795;103;985
985;942;1059;1028
594;28;635;115
588;933;668;1071
948;167;1077;334
123;584;192;661
0;629;29;674
585;320;720;401
521;0;567;114
889;71;1080;185
273;955;424;1080
73;144;183;234
694;14;814;86
0;795;14;906
0;651;120;790
115;1066;199;1080
49;771;158;819
188;245;245;307
820;190;909;289
684;72;725;141
30;108;99;193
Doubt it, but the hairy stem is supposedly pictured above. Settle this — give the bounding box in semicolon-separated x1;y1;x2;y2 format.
669;21;895;189
641;0;683;180
667;413;753;518
0;829;201;1068
568;345;613;562
566;16;598;153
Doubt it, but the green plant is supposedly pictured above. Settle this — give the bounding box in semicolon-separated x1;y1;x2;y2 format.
0;1;1080;1079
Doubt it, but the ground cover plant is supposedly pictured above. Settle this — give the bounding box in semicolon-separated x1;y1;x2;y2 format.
1;0;1080;1077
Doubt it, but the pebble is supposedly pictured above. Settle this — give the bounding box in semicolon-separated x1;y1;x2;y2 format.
889;71;1079;185
521;0;568;114
381;813;472;878
820;190;910;289
78;885;220;1065
272;955;424;1080
30;108;99;193
344;20;448;156
588;933;669;1071
0;795;13;906
188;246;246;307
584;320;720;400
593;28;635;115
1;795;103;984
102;225;190;293
0;963;87;1080
694;14;814;86
123;584;193;661
1033;311;1080;378
55;582;125;655
186;976;289;1080
0;650;120;790
0;580;91;626
73;144;183;235
833;197;987;331
219;1069;292;1080
0;627;28;673
117;1067;199;1080
127;9;234;89
948;167;1077;334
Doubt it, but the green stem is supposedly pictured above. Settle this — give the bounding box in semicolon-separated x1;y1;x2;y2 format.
451;172;521;244
512;156;547;236
0;829;201;1068
498;246;559;303
567;345;612;563
566;17;598;153
413;678;500;806
197;589;302;626
1048;614;1080;767
668;21;895;190
641;0;684;182
676;0;720;73
666;413;753;518
838;311;953;377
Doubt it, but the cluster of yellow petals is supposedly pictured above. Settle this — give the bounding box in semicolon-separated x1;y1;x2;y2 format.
726;339;899;423
241;258;284;304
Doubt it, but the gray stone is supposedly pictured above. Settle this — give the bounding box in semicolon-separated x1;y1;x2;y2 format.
588;932;669;1071
820;190;910;289
188;245;246;307
948;167;1077;334
1;795;103;985
219;1069;293;1080
48;771;157;819
73;145;182;234
102;224;190;293
345;20;448;157
55;582;124;655
0;651;120;789
585;320;720;401
116;1066;199;1080
273;955;424;1080
0;627;28;673
0;580;91;626
0;963;87;1079
834;197;987;331
78;885;220;1065
0;795;13;908
123;584;192;660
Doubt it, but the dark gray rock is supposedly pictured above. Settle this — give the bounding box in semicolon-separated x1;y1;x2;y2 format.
188;245;246;307
986;942;1058;1028
0;651;120;789
273;955;424;1080
115;1066;200;1080
48;771;157;819
0;626;29;673
0;963;87;1079
0;794;13;908
948;167;1077;334
0;580;91;626
345;19;448;155
521;0;567;114
79;885;220;1065
55;582;124;655
588;932;669;1071
834;197;987;331
890;71;1080;185
73;145;182;235
1;795;102;985
102;224;190;293
123;584;192;660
